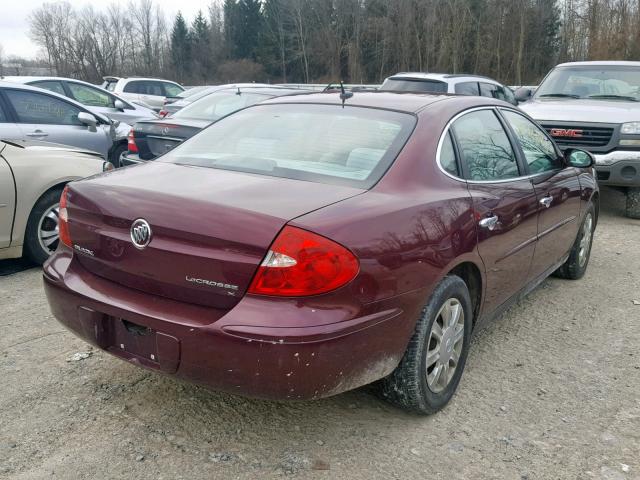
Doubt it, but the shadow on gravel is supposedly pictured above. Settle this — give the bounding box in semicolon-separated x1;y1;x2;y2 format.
0;258;38;277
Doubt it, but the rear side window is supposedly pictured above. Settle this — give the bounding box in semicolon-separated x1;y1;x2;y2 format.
381;78;448;93
0;101;7;122
162;104;416;189
4;90;82;126
440;132;458;176
123;81;141;94
452;110;519;181
68;83;115;108
30;80;66;96
454;82;480;95
502;110;560;174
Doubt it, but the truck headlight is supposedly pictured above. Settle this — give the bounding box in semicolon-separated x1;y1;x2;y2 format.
621;122;640;134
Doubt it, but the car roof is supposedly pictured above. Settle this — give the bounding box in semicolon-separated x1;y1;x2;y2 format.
0;80;111;123
387;72;500;84
555;61;640;68
117;77;182;84
2;76;110;88
260;91;500;114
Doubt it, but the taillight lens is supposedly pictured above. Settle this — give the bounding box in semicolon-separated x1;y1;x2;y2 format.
127;128;138;153
248;226;359;296
59;186;71;248
158;110;168;118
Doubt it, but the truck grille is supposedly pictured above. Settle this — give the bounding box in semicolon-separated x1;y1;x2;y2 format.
542;124;614;148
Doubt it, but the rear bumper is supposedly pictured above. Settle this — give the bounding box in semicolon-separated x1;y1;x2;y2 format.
593;150;640;186
43;250;419;400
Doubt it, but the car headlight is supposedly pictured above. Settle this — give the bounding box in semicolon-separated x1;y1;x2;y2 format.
621;122;640;134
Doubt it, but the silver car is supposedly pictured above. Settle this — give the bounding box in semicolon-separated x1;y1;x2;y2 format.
2;76;158;125
0;81;129;163
0;139;112;264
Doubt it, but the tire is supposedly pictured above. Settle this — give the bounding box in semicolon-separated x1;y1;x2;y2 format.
24;187;64;265
626;187;640;219
110;142;127;168
554;204;595;280
379;275;473;415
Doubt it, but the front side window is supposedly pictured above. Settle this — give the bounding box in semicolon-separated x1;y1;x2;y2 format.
5;90;82;125
162;104;416;189
31;80;66;96
455;82;480;96
452;109;519;181
502;110;560;173
67;83;115;108
163;82;184;97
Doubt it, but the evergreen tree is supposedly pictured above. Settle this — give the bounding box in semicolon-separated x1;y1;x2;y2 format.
191;10;212;81
170;11;191;82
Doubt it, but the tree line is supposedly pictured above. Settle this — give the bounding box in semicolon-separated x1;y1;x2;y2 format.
27;0;640;87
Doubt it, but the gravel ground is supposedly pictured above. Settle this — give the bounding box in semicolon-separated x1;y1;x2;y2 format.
1;187;639;480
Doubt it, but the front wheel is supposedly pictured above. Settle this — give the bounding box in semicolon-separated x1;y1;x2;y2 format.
110;143;127;168
554;204;595;280
379;275;473;414
626;187;640;219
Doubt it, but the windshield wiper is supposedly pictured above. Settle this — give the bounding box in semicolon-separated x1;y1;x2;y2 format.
587;94;639;102
538;93;581;99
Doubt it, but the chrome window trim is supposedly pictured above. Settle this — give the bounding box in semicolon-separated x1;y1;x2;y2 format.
435;105;553;184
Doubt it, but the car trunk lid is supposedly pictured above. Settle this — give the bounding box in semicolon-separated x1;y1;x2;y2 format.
133;119;209;160
66;162;363;309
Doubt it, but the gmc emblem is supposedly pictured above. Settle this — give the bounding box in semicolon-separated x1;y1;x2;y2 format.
549;128;583;138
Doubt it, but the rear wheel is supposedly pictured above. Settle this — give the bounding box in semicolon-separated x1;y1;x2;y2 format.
24;188;64;265
110;142;127;168
379;275;472;414
554;204;595;280
626;187;640;219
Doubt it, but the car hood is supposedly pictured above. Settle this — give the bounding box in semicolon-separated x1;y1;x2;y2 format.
1;138;103;158
520;98;640;123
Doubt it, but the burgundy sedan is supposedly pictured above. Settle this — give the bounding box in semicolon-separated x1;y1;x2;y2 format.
43;92;598;414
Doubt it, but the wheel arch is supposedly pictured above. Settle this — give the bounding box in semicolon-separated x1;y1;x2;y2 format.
18;181;69;247
448;261;483;327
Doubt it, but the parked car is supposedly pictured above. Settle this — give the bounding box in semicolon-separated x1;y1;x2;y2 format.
516;61;640;218
0;139;113;264
102;76;184;112
381;72;518;105
43;92;598;414
2;76;158;125
0;81;130;163
159;83;271;118
121;86;308;166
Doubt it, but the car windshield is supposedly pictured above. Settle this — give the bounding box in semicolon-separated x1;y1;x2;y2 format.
381;78;448;93
172;91;270;121
161;103;416;188
535;65;640;101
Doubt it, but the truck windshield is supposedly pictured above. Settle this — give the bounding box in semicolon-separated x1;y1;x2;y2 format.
535;65;640;101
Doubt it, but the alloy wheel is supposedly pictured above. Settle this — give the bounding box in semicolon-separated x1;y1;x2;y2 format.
578;213;593;267
37;203;60;256
425;298;465;393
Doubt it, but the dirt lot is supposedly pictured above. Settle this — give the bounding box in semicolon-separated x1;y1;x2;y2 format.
1;187;639;480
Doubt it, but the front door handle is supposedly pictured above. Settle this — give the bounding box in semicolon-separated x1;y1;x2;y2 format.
26;130;48;138
479;215;499;230
540;196;553;208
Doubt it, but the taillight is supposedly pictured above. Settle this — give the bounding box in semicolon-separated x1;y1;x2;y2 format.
158;110;168;118
127;129;138;153
59;186;71;248
248;226;359;296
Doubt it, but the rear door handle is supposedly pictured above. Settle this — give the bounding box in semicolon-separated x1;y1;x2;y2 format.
540;196;553;208
26;130;48;138
479;215;499;230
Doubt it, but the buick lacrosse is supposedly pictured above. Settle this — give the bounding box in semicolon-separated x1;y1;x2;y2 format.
43;92;598;414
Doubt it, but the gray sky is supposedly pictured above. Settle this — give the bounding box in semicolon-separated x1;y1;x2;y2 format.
0;0;213;60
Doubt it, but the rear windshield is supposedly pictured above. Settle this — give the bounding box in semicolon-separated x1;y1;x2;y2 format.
173;91;270;121
381;78;448;93
161;104;416;188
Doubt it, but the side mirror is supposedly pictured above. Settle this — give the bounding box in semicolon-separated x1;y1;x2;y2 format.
78;111;97;129
565;148;594;168
514;87;532;103
114;99;126;111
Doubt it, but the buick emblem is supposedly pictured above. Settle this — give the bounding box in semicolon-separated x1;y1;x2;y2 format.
130;219;152;249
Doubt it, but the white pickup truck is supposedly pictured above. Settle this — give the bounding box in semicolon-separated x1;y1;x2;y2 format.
516;61;640;218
